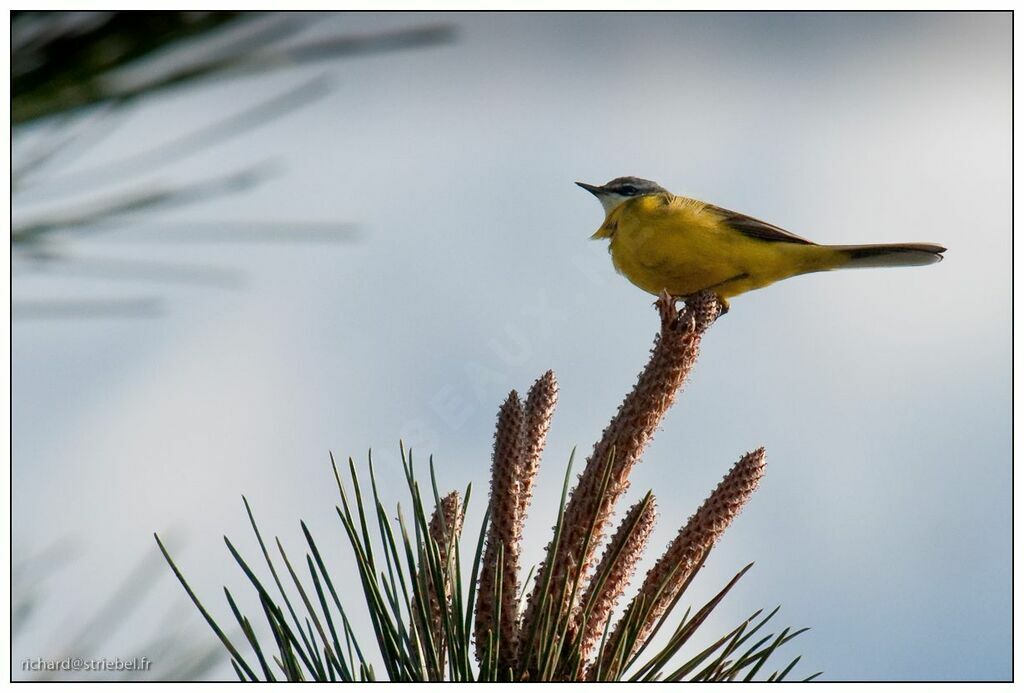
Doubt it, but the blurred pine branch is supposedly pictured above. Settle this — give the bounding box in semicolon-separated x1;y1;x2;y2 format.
12;11;454;125
11;11;454;319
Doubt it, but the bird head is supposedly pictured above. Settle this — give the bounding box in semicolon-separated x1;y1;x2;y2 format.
576;176;667;215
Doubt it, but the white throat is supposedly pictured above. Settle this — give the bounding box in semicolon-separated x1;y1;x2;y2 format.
598;193;628;215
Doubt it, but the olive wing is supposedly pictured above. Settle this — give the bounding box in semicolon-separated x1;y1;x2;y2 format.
704;203;815;245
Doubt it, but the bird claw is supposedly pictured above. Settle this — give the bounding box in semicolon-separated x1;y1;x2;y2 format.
716;297;730;317
655;290;679;327
684;290;726;333
656;290;728;333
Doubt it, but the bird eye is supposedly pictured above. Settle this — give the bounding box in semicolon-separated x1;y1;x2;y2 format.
619;185;637;196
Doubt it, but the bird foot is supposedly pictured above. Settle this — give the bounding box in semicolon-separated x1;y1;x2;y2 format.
716;297;730;317
654;290;680;328
685;290;727;332
656;290;728;333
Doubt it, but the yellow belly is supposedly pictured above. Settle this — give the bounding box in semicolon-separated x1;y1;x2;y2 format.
604;198;845;300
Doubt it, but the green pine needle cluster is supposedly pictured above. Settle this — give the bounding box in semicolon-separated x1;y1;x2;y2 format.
156;291;820;681
156;449;816;682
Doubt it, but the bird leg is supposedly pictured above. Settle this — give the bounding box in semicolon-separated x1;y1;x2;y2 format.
715;296;730;317
654;290;680;328
656;289;725;332
684;290;724;332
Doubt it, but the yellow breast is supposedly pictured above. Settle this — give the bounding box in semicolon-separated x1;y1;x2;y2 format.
600;195;839;299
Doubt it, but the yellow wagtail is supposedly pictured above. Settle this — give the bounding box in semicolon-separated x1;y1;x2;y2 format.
578;177;945;310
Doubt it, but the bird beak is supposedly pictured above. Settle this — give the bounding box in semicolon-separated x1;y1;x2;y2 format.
576;181;603;197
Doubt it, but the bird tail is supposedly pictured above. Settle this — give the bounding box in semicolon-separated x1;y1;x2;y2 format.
830;243;946;269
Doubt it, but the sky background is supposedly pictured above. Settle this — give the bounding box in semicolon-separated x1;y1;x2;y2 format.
12;12;1010;681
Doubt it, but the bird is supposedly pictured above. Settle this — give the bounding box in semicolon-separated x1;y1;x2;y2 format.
577;176;945;311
